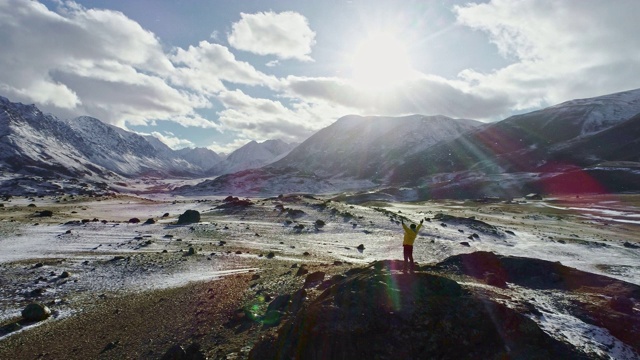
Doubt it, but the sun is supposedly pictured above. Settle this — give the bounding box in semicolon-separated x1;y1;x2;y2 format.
349;31;414;90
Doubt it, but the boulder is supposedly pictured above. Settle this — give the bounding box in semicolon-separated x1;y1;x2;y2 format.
303;271;326;288
21;303;51;322
177;210;200;225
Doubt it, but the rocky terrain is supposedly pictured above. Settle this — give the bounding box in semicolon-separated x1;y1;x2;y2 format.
0;193;638;359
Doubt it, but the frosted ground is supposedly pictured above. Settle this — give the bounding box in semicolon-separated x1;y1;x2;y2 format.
1;193;639;358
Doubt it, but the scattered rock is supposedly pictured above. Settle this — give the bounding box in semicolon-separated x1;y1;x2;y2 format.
304;271;325;288
623;241;639;249
266;252;275;259
296;267;309;277
144;218;156;225
21;303;51;322
162;213;170;218
460;241;471;247
29;288;46;297
128;218;140;224
267;294;292;313
356;244;365;251
59;271;71;279
38;210;53;217
177;210;200;225
286;209;306;218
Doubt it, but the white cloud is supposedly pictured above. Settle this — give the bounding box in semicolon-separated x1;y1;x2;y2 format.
266;60;280;67
215;89;347;143
206;137;254;155
169;41;279;95
228;11;316;61
453;0;640;108
281;75;513;120
149;131;195;150
0;0;208;128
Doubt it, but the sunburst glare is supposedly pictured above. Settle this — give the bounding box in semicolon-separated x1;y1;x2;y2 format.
349;31;414;90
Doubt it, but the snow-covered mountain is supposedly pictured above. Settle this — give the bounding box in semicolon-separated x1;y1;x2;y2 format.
178;89;640;198
270;114;481;179
1;98;109;179
207;139;297;175
390;88;640;184
175;147;224;171
0;96;211;194
143;136;223;171
0;95;297;194
61;116;202;177
178;115;481;195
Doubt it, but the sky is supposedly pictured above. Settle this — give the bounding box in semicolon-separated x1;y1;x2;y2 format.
1;0;639;154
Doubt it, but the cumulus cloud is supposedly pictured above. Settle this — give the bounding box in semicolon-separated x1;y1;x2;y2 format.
228;11;316;61
206;137;255;155
149;131;195;150
169;41;279;95
281;75;513;120
215;89;348;143
454;0;640;108
0;0;210;127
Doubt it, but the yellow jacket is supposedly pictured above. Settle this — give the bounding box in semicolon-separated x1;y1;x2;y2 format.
402;222;422;246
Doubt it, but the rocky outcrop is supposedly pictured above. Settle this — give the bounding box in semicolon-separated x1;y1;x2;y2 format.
249;258;591;360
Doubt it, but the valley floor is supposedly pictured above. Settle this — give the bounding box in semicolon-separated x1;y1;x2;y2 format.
0;193;639;359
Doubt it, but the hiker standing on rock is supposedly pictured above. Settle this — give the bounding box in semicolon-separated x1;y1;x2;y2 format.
401;218;423;273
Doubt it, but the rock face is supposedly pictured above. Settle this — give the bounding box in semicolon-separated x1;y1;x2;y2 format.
249;260;587;360
21;303;51;322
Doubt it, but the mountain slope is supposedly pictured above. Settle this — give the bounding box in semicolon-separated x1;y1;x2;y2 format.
175;147;223;171
208;139;297;175
177;115;482;195
0;96;210;187
270;115;481;180
63;116;202;177
0;97;106;178
389;88;640;185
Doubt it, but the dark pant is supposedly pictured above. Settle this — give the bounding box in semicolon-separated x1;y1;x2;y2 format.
403;245;414;272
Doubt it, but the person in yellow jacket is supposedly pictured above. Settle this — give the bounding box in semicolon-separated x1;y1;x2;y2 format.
401;218;423;273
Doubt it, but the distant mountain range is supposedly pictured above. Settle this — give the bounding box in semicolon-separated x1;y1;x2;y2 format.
2;88;640;199
178;88;640;200
0;96;294;194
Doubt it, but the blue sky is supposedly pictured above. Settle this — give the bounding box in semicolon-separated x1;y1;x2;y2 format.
1;0;639;154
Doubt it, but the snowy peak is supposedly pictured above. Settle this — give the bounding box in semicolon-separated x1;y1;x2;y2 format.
208;139;297;175
271;114;482;178
175;147;223;170
0;97;203;180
